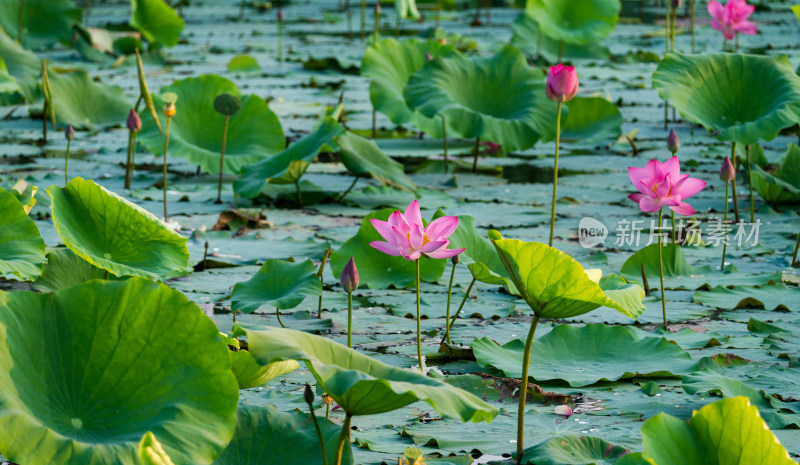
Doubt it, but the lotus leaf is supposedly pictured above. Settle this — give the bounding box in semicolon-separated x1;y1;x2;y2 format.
234;324;499;421
0;192;46;281
560;96;623;143
337;132;416;191
621;243;712;282
525;0;621;45
231;259;322;313
361;37;456;137
653;53;800;145
32;248;115;292
520;436;633;465
751;143;800;204
0;278;239;465
230;350;299;390
130;0;185;47
0;58;20;95
48;70;130;129
510;11;610;61
0;0;80;49
0;31;43;100
47;177;190;280
228;55;260;73
404;46;559;149
641;397;795;465
693;285;799;312
138;75;284;174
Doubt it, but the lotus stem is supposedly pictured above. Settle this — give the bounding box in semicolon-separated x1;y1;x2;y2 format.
346;291;353;347
441;115;448;173
125;131;134;189
373;4;380;46
360;0;366;41
42;101;47;144
163;116;172;222
690;0;695;53
334;414;352;465
745;144;754;223
657;208;667;330
671;210;676;243
549;102;562;247
791;231;800;267
394;8;400;37
306;393;329;465
640;263;650;294
670;7;676;52
444;260;457;345
203;241;209;272
17;0;24;44
515;314;540;465
415;259;423;373
444;277;476;342
276;308;286;327
216;115;230;204
65;138;71;185
721;181;729;271
336;176;359;203
278;20;283;63
84;0;91;26
371;107;377;139
104;270;109;280
665;1;670;55
317;248;331;318
471;136;480;173
730;142;740;223
295;180;303;207
485;0;491;25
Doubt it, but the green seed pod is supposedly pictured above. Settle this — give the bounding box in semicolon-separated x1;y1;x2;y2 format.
161;92;179;105
213;92;242;116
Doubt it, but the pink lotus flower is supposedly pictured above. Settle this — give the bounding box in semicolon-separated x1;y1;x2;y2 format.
370;200;464;261
545;64;579;103
708;0;757;41
628;156;706;216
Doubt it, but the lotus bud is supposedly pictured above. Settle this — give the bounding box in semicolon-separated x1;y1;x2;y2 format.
451;254;460;265
667;129;680;154
127;109;142;133
340;257;359;293
303;383;314;404
545;64;579;103
277;8;283;22
554;404;573;416
425;52;433;61
719;156;735;182
64;125;75;141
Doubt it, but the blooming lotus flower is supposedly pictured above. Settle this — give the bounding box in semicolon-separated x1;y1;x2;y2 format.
708;0;757;41
628;156;706;216
370;200;464;261
545;64;579;103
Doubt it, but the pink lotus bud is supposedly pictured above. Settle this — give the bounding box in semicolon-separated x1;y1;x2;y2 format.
667;129;680;154
425;52;433;61
545;64;579;103
64;125;75;141
340;257;359;293
719;156;735;182
277;8;283;22
375;2;381;15
554;404;572;416
127;109;142;132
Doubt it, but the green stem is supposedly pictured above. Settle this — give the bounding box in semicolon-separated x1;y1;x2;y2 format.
373;5;379;46
745;144;754;223
65;139;71;185
130;132;137;186
690;0;695;53
104;270;109;280
371;107;376;139
317;248;331;319
125;131;134;189
472;136;480;173
721;181;729;271
657;208;667;330
307;401;329;465
441;115;449;173
394;8;400;37
731;142;740;223
276;308;285;328
670;7;676;52
347;292;353;348
444;277;476;342
515;314;540;465
334;414;352;465
791;230;800;267
295;180;303;207
549;102;562;247
360;0;366;41
163;116;172;222
216;115;229;204
415;259;423;373
444;261;457;345
665;1;670;54
278;21;283;63
17;0;24;44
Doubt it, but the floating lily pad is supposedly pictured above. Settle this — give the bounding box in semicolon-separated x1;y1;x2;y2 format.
693;285;799;312
0;278;239;465
471;324;699;387
231;259;322;313
0;0;80;49
234;325;499;421
337;132;416;191
47;177;190;280
653;53;800;145
560;96;623;144
48;70;130;130
228;55;260;73
751;143;800;204
130;0;185;47
621;244;713;283
520;436;633;465
525;0;621;44
0;192;46;281
138;75;284;174
510;11;610;61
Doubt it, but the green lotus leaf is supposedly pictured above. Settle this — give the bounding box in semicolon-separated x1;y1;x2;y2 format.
0;30;39;100
0;58;20;95
212;403;353;465
234;324;499;421
337;132;416;191
228;55;260;73
0;179;37;213
235;116;343;198
752;143;800;204
652;53;800;145
693;285;798;312
641;397;795;465
561;96;623;143
0;0;80;49
330;209;447;289
0;278;239;465
621;243;713;281
361;37;456;137
231;259;322;313
48;70;130;130
0;192;46;281
32;248;119;292
230;350;299;390
47;177;190;280
520;436;633;465
525;0;621;45
510;11;610;61
138;75;285;174
139;432;175;465
471;324;699;387
489;232;645;319
404;46;559;149
130;0;185;47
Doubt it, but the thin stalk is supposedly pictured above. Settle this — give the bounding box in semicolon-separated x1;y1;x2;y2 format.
295;180;303;207
202;241;209;272
347;292;353;348
640;263;650;294
671;210;676;243
129;132;137;186
721;181;729;271
690;0;695;53
125;131;134;189
336;176;359;203
415;259;423;373
731;142;740;223
65;138;71;184
665;1;670;55
276;308;285;327
745;144;754;223
373;5;380;46
441;115;449;172
278;20;283;63
443;277;476;342
444;261;457;345
334;414;353;465
657;208;667;329
42;101;47;144
216;115;229;204
371;108;377;138
317;248;331;319
394;9;400;37
515;315;540;465
791;231;800;267
104;270;109;280
17;0;24;44
360;0;366;41
670;7;676;52
325;401;331;419
485;0;491;24
306;396;329;465
163;116;172;222
549;102;562;247
471;136;481;173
